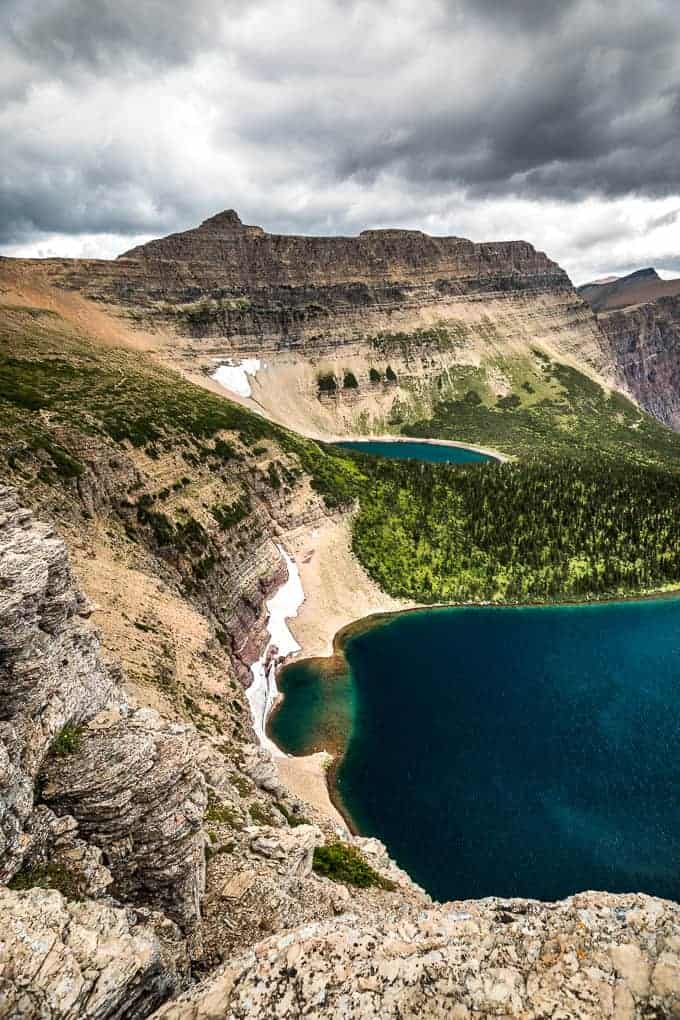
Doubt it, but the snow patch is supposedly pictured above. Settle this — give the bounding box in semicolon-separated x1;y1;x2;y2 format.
211;358;262;397
246;545;304;755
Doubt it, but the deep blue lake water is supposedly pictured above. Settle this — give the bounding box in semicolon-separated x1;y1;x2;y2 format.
271;600;680;903
335;439;493;464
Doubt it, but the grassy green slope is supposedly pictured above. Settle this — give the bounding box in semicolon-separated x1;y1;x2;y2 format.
0;304;361;510
404;349;680;466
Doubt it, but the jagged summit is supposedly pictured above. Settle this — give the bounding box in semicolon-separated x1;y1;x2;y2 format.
199;208;245;230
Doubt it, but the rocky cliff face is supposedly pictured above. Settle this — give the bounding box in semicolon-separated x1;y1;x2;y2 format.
3;210;613;439
0;488;119;881
114;211;611;439
0;487;208;939
119;208;570;290
596;295;680;430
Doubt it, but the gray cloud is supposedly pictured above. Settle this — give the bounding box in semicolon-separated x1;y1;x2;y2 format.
1;0;228;74
646;208;680;231
0;0;678;277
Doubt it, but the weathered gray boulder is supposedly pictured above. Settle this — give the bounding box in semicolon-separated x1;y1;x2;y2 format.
0;885;189;1019
41;706;207;943
249;824;322;878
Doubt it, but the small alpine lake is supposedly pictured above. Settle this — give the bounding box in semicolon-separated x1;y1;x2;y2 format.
334;439;495;464
270;598;680;903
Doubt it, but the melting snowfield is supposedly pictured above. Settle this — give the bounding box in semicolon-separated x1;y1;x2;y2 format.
212;358;262;397
246;545;304;754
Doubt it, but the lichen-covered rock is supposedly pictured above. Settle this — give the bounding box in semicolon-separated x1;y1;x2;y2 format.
40;706;207;944
151;892;680;1019
0;486;120;880
0;885;189;1019
23;805;114;899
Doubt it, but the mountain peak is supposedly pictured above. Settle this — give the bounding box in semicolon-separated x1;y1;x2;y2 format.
199;209;244;231
628;267;660;280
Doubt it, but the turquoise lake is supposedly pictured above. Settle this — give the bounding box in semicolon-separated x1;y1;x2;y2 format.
335;439;493;464
271;600;680;903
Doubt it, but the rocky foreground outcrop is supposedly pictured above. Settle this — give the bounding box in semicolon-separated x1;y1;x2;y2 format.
152;892;680;1019
0;487;118;880
0;885;188;1019
40;706;207;946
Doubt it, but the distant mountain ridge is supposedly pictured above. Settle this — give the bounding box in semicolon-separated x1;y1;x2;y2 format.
578;267;680;312
4;207;612;441
118;207;570;291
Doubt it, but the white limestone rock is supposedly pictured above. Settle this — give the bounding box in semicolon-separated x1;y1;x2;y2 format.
0;885;189;1019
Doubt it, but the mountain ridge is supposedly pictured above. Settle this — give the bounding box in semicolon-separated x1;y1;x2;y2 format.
578;266;680;312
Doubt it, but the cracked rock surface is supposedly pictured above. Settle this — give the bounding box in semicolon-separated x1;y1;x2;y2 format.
151;891;680;1019
0;885;189;1020
41;706;207;946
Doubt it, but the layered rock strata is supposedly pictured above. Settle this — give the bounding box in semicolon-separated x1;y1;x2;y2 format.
599;296;680;430
0;212;616;440
0;488;206;957
0;486;119;880
40;706;207;943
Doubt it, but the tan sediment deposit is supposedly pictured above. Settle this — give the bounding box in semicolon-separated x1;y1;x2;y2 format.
286;515;412;660
275;753;346;831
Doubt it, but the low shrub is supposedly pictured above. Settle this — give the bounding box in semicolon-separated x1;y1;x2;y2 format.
312;841;396;890
52;723;84;756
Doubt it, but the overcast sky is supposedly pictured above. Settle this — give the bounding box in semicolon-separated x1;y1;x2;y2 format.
1;0;679;283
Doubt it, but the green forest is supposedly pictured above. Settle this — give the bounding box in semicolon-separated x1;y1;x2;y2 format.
351;454;680;602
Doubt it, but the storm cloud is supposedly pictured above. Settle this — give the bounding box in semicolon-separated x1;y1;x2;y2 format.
1;0;679;281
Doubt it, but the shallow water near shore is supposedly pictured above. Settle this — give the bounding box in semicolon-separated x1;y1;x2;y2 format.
335;439;493;463
271;599;680;903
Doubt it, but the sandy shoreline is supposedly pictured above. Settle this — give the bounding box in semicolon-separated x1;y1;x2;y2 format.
263;514;415;829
